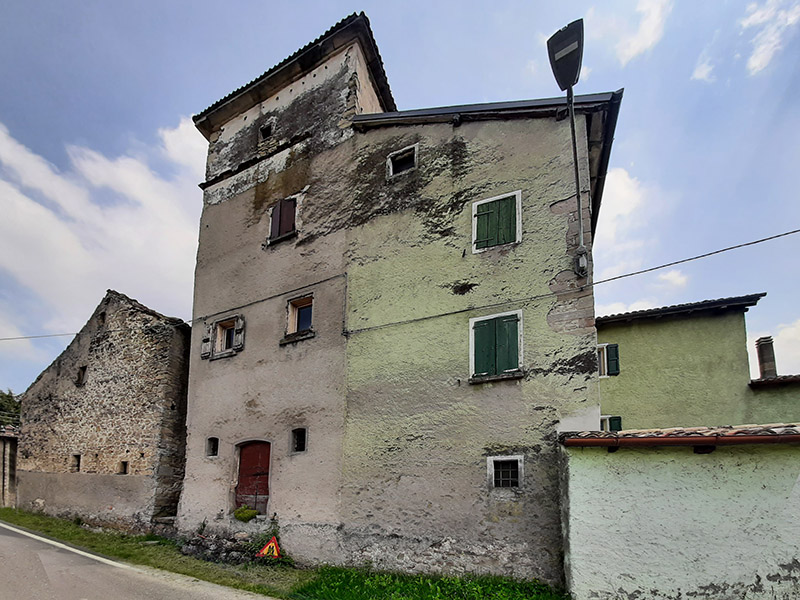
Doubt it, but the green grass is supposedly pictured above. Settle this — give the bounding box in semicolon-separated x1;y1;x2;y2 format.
0;508;568;600
290;566;568;600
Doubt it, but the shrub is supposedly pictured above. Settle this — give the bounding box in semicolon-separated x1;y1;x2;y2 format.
233;505;258;523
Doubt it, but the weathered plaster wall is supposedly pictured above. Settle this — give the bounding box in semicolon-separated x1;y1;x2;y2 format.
17;291;189;529
598;312;800;428
338;117;598;584
563;444;800;599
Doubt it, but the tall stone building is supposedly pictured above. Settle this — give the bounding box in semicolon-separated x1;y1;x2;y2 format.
18;290;190;530
177;13;622;584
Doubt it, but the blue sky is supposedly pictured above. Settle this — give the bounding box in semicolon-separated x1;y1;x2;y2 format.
2;0;800;393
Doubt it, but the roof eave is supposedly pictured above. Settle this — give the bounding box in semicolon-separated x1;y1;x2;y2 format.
596;293;767;325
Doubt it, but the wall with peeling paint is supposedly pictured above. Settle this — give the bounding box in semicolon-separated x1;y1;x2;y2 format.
597;312;800;428
337;117;599;584
563;444;800;600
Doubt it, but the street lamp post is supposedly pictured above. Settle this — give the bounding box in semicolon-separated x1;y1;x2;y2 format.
547;19;588;278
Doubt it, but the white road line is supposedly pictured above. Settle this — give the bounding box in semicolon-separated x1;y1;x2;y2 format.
0;520;137;570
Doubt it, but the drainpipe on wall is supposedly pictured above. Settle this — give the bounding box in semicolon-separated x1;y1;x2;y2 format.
756;336;777;379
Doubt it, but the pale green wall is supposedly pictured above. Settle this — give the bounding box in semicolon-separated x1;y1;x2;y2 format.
563;444;800;600
597;311;800;428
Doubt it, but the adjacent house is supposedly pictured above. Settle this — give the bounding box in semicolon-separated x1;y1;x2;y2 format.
17;290;190;530
176;12;622;585
596;293;800;429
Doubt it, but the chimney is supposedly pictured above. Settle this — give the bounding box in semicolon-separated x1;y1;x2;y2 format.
756;336;777;379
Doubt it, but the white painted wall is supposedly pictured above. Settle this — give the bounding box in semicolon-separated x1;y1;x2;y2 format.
563;444;800;599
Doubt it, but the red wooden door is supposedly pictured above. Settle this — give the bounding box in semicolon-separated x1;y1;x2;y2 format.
235;441;270;514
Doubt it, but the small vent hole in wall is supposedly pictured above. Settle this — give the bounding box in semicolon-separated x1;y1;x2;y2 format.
98;311;106;325
260;123;272;139
118;461;129;475
70;454;81;473
76;366;87;386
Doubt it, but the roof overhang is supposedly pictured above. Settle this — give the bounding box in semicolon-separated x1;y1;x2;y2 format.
596;293;766;326
193;12;396;140
352;89;624;236
561;424;800;448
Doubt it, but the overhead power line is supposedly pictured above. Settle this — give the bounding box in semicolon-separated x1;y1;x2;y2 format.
1;227;798;342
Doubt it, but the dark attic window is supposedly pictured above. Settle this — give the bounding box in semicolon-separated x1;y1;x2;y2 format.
387;144;418;178
291;428;307;453
260;122;273;140
75;366;87;386
98;311;106;325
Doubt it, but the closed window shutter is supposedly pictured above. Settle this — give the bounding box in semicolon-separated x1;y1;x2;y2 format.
497;196;516;245
473;319;496;376
496;314;519;372
200;324;212;359
233;316;245;351
475;202;498;249
279;197;296;236
609;416;622;432
606;343;620;376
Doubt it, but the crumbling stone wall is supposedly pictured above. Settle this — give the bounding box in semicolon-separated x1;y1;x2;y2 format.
18;290;189;530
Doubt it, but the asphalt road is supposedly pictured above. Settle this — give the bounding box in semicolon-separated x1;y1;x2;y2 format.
0;521;277;600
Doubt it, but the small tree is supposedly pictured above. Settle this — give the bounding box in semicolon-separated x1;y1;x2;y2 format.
0;390;20;426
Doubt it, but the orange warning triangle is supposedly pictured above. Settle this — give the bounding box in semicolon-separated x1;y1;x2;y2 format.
256;536;281;558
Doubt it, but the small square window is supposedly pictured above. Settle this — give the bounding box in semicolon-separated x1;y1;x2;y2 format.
70;454;81;473
386;144;418;178
597;343;620;377
289;297;313;334
201;315;245;360
472;191;522;253
75;366;87;386
291;428;307;453
206;437;219;457
487;455;523;489
118;461;129;475
269;197;297;243
469;311;523;383
260;122;273;140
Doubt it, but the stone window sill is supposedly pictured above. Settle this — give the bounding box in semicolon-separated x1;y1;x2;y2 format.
209;349;236;361
468;369;525;385
268;230;297;246
279;329;315;346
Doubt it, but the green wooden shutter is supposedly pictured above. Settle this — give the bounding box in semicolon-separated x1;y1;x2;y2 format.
475;202;498;249
606;344;620;376
496;196;516;245
609;416;622;432
473;319;496;376
496;314;519;373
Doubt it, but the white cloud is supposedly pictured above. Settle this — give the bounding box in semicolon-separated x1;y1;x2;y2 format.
748;318;800;378
657;269;688;289
740;0;800;75
691;54;715;82
596;299;659;316
0;118;205;338
587;0;673;66
580;65;593;81
526;59;538;76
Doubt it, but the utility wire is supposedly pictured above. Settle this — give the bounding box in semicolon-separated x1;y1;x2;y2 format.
1;227;798;342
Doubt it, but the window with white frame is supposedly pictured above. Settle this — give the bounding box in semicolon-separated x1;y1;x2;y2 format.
472;191;522;253
597;343;620;377
469;310;523;382
600;415;623;432
487;455;524;489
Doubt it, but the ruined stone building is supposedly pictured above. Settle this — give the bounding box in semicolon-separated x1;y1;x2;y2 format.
176;13;622;585
0;425;17;508
17;290;190;530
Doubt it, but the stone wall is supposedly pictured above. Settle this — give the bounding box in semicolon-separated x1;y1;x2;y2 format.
1;428;17;507
18;290;189;529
